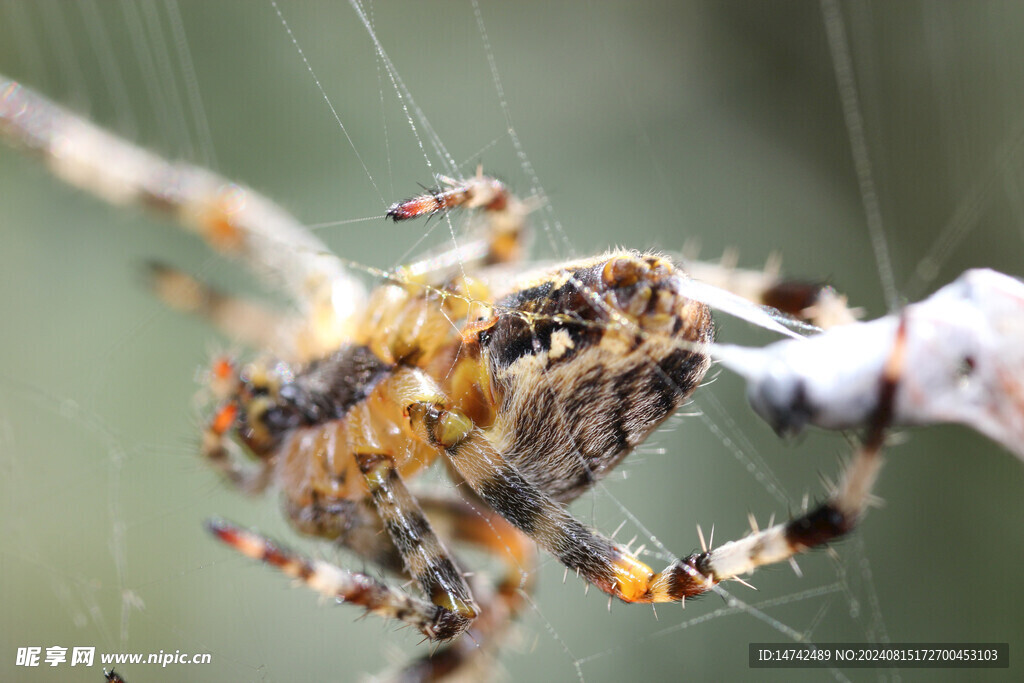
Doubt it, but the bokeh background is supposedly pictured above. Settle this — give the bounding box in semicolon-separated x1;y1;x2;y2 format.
1;1;1022;681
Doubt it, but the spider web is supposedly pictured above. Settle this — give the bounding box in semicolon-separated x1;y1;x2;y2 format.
1;2;1022;682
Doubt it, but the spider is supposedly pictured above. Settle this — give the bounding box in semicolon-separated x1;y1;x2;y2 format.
168;182;884;677
3;70;900;680
2;3;1024;679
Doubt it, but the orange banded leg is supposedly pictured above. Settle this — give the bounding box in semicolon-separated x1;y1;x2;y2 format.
414;410;658;602
1;76;364;355
356;453;478;640
386;167;532;266
206;519;468;641
683;252;860;329
410;386;893;606
146;262;293;353
654;313;903;595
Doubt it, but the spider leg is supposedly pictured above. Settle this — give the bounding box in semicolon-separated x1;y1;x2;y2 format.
396;495;537;682
282;490;534;680
284;495;405;576
693;314;903;585
405;315;899;606
682;248;860;329
420;494;536;599
389;169;533;282
0;76;364;356
692;429;883;587
207;459;480;640
410;404;663;602
206;519;464;640
356;452;479;639
145;261;297;354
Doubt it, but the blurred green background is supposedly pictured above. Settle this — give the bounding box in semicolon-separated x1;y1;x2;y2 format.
1;1;1022;681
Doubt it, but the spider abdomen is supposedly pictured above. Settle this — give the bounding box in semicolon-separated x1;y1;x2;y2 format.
477;251;713;501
